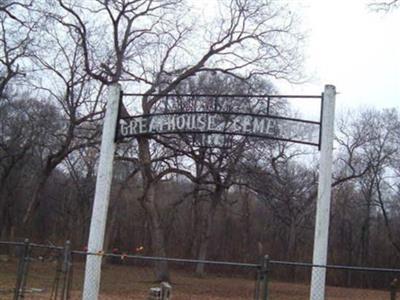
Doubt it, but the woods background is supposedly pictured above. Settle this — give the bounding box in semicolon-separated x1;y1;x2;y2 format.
1;0;400;284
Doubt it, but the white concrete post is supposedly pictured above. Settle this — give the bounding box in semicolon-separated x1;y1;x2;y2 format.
82;83;121;300
310;85;336;300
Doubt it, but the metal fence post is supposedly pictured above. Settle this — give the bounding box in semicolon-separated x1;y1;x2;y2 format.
50;250;62;299
254;258;261;299
14;238;31;300
254;255;269;300
260;255;270;300
61;240;72;300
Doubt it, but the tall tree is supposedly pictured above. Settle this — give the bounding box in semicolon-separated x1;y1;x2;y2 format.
49;0;304;281
0;98;61;239
20;23;105;226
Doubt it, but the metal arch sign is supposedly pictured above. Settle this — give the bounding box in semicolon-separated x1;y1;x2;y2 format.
83;85;336;300
116;94;323;148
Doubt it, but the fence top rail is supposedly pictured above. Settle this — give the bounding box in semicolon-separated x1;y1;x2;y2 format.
2;240;400;273
270;259;400;273
73;251;260;269
0;240;63;250
0;241;24;246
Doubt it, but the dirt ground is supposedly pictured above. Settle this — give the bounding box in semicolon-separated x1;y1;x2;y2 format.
0;260;390;299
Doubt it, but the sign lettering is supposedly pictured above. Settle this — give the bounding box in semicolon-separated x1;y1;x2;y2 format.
118;112;320;146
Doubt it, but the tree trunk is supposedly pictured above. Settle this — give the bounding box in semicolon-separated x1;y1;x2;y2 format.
360;197;371;266
195;186;222;276
138;137;170;282
144;184;170;281
286;222;297;260
22;174;50;228
186;187;201;258
104;203;119;254
195;206;216;276
286;222;297;281
0;201;15;255
241;195;251;262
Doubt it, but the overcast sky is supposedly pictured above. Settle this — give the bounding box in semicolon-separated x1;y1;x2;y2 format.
280;0;400;113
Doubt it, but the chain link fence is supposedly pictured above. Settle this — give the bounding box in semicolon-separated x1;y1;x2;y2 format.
268;260;400;299
1;240;399;299
1;240;266;299
0;240;73;300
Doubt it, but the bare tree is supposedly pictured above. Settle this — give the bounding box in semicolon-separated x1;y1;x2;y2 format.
49;0;304;281
46;0;182;84
242;141;317;263
333;109;399;266
20;24;106;226
362;109;399;259
61;148;99;245
369;0;399;12
146;73;280;275
0;0;34;25
135;0;302;275
0;0;35;98
0;97;61;240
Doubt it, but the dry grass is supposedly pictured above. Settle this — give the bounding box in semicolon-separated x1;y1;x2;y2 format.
0;260;390;299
